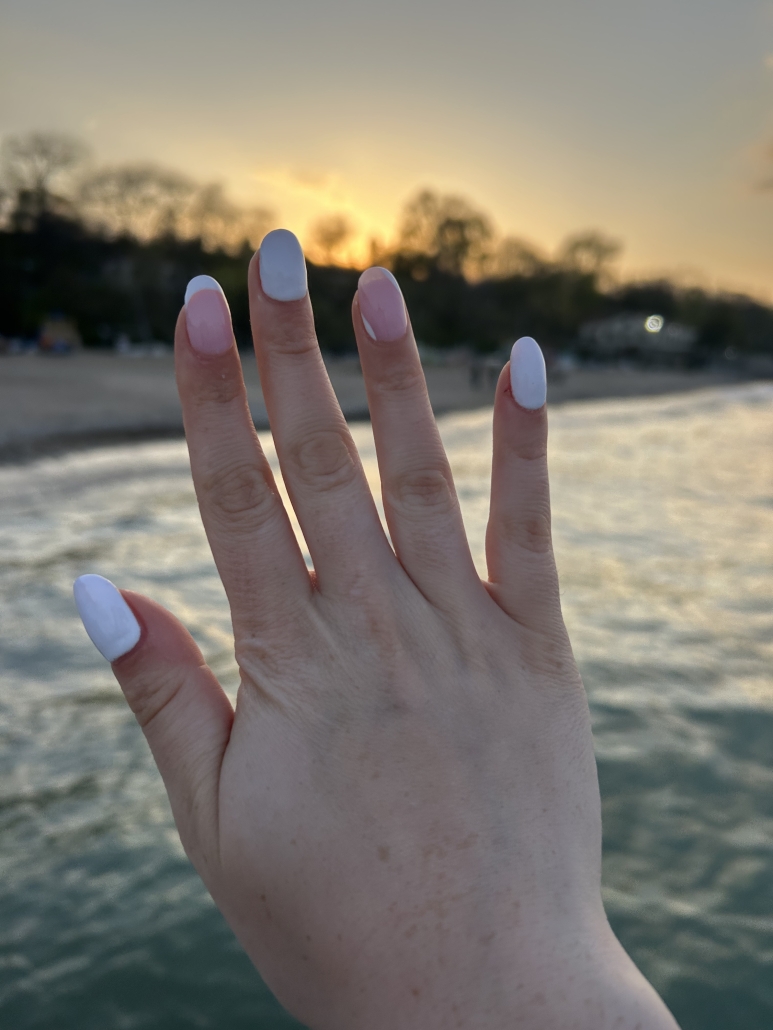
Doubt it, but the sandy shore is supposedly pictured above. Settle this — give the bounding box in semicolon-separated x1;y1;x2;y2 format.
1;350;769;463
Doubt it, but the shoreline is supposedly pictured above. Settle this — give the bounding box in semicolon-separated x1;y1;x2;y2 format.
2;351;770;465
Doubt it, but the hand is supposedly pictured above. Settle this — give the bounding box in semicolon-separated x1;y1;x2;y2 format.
74;230;678;1029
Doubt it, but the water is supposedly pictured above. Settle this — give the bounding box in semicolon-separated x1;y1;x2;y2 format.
1;384;772;1029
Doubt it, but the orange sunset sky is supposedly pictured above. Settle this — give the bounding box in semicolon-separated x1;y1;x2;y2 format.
3;0;773;297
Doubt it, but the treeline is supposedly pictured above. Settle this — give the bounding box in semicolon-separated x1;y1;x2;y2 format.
2;132;772;357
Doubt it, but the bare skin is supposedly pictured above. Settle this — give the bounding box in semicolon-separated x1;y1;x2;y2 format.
106;250;680;1029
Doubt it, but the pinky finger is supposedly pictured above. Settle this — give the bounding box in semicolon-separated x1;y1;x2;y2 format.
485;338;562;633
73;575;233;880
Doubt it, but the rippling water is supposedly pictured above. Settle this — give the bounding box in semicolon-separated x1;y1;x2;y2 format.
1;384;772;1029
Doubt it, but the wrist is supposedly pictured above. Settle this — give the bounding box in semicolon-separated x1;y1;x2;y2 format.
325;924;679;1030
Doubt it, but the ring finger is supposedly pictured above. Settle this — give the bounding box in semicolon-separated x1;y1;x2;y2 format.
352;267;482;611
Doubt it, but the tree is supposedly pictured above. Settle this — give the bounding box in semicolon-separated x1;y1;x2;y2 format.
0;131;89;220
309;213;354;265
78;167;274;252
558;230;621;283
184;183;274;254
488;236;546;278
78;163;196;241
395;189;493;277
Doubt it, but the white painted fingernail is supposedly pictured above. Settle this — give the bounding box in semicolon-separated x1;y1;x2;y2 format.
73;574;141;662
184;275;226;305
259;228;308;301
510;336;546;409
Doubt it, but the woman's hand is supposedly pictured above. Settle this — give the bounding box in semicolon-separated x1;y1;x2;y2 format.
74;230;678;1029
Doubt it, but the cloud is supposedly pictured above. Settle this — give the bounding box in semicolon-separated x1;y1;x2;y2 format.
252;166;356;211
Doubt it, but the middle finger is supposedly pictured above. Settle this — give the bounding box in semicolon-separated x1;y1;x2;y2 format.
248;230;394;597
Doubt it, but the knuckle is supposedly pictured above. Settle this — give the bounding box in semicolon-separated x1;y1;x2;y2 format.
374;362;426;397
235;627;300;681
499;507;553;554
264;316;319;359
190;367;243;407
287;426;359;493
511;441;548;464
126;665;185;730
278;334;319;360
235;643;292;711
200;459;278;530
235;625;326;719
388;464;456;516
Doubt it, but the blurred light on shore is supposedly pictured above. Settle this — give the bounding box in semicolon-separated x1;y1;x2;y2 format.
645;314;665;333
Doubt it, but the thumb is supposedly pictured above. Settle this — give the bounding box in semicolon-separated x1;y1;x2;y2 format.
73;575;233;878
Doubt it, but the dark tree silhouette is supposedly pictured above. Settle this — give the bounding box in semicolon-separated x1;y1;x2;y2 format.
395;190;493;277
1;135;772;359
0;132;89;222
309;213;354;265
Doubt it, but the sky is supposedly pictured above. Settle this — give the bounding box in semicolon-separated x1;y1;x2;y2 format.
2;0;773;297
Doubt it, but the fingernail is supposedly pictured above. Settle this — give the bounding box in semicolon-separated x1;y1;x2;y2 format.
259;228;307;301
357;267;407;342
73;574;141;662
184;276;233;355
510;336;546;409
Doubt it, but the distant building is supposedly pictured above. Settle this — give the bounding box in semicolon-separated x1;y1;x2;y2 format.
39;316;82;354
579;313;697;364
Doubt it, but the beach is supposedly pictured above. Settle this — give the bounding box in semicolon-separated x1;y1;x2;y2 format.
2;349;770;462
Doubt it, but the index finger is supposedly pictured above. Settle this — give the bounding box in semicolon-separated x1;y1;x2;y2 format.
176;277;312;635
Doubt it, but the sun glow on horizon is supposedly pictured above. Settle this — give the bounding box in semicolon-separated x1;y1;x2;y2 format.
249;165;394;266
4;0;773;298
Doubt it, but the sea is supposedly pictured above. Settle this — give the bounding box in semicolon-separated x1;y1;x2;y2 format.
1;383;772;1029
